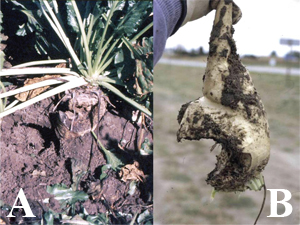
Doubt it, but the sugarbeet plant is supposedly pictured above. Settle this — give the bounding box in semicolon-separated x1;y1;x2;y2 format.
1;1;153;224
177;1;270;223
0;0;153;119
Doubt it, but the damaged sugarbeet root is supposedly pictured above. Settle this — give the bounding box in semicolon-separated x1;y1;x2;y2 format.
177;0;270;192
52;86;107;139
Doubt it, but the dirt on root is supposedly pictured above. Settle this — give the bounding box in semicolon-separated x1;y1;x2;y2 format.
0;93;153;224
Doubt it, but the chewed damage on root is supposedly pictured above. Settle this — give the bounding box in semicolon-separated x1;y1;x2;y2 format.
177;1;270;192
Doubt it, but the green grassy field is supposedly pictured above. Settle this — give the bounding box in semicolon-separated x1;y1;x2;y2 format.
154;63;300;224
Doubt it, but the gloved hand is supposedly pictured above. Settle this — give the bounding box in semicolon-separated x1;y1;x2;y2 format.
182;0;242;26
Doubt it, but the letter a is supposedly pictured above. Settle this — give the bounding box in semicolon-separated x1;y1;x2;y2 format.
7;188;36;218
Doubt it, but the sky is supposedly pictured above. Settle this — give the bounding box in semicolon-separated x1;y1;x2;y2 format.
165;0;300;57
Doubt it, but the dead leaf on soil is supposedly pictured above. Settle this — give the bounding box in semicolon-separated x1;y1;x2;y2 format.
87;181;102;201
15;63;66;101
61;215;90;225
15;74;62;101
0;218;6;225
119;161;145;182
32;169;46;177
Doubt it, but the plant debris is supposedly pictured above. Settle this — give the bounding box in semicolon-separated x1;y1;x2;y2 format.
119;161;145;182
15;75;61;101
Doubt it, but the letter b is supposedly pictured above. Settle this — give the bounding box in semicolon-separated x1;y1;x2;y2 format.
267;189;293;217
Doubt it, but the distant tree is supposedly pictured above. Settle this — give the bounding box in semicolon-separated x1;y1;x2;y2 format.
285;51;300;60
173;44;188;55
190;49;197;57
198;46;206;56
243;54;258;59
270;51;277;57
291;51;300;59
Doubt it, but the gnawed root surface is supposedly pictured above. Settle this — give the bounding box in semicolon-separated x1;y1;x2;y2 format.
177;0;270;192
52;86;107;139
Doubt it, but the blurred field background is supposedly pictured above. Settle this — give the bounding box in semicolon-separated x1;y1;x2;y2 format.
161;54;300;68
154;60;300;224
